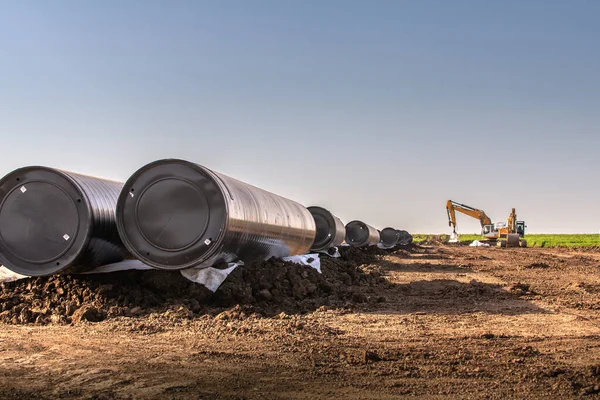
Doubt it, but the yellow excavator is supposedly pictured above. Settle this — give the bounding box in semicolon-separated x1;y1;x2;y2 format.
446;200;527;247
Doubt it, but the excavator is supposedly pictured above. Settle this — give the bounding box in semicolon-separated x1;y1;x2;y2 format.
446;200;527;247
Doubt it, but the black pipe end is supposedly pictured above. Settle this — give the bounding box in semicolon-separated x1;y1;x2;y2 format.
308;206;336;252
116;159;227;270
397;229;413;245
0;167;92;276
345;220;370;247
379;227;400;248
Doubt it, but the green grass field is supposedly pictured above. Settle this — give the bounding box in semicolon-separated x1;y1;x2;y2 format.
413;234;600;248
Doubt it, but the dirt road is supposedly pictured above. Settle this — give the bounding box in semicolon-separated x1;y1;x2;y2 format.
2;244;600;399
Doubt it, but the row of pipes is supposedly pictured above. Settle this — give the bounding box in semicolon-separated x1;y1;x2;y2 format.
0;159;412;277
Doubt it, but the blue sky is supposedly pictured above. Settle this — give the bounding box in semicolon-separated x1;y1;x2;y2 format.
1;0;599;233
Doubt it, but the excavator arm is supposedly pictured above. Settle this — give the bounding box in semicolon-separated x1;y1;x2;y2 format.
446;200;493;234
507;208;517;233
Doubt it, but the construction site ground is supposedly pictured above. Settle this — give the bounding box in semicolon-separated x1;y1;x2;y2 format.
2;243;600;399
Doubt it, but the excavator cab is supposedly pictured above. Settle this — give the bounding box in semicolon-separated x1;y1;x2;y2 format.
482;224;497;238
516;221;526;237
482;225;493;235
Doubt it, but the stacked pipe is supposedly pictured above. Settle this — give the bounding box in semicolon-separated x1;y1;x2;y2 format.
345;221;380;247
379;228;401;248
115;159;316;270
0;166;129;276
398;230;414;246
0;160;414;277
378;229;414;248
307;206;346;252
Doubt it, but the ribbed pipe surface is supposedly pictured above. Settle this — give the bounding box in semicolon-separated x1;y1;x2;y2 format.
345;220;380;247
307;206;346;252
0;166;128;276
116;159;316;270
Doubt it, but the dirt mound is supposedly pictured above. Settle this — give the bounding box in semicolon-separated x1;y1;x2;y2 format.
0;246;401;325
0;270;213;325
213;253;385;314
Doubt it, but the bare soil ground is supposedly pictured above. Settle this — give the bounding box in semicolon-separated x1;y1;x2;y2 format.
2;244;600;399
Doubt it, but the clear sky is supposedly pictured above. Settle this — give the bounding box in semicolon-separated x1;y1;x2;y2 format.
1;0;599;234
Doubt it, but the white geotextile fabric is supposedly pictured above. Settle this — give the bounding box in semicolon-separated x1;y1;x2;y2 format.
0;253;323;293
318;247;341;258
0;267;28;283
180;263;240;292
469;240;490;247
182;253;322;292
80;259;154;274
0;260;153;283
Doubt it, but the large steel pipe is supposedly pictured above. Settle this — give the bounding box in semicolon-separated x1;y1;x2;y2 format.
116;159;316;270
397;230;413;246
0;166;128;276
308;206;346;252
345;220;380;247
379;227;401;248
